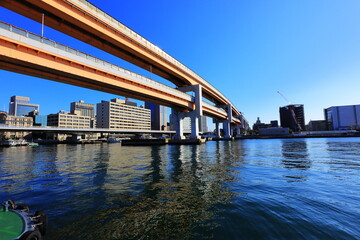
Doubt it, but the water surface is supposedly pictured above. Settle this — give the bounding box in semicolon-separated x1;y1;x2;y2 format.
0;138;359;239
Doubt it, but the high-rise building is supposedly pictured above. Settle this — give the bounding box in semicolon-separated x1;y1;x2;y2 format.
96;98;151;130
279;104;305;132
9;96;39;116
145;102;167;130
324;104;360;130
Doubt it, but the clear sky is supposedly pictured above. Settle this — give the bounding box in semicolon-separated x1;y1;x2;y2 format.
1;0;360;129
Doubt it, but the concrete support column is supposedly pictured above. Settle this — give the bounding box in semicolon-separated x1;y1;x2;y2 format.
223;104;232;139
177;84;203;139
235;126;241;136
190;115;199;139
213;119;221;138
171;109;185;140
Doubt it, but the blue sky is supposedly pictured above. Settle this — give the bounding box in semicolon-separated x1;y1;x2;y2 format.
1;0;360;129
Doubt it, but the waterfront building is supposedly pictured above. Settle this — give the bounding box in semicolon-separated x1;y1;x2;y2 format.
28;110;47;126
270;120;279;127
307;120;327;131
145;102;167;130
200;116;208;133
0;111;33;139
279;104;305;132
252;117;272;131
259;127;289;136
70;100;95;118
70;100;96;128
9;96;39;116
324;104;360;130
96;98;151;130
47;110;91;128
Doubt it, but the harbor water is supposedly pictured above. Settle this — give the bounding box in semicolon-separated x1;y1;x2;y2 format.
0;138;359;239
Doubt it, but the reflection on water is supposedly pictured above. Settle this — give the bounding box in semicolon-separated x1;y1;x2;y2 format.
281;139;311;182
1;138;360;240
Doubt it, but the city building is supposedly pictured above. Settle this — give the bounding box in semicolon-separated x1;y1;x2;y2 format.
279;104;305;132
252;117;271;131
0;111;33;139
307;120;327;131
9;96;39;116
324;104;360;130
47;110;91;128
70;100;96;128
200;116;208;133
145;102;167;130
259;127;289;136
96;98;151;130
28;110;47;126
70;100;95;118
270;120;279;127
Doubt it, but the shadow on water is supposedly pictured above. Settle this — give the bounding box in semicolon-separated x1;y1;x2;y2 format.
281;139;311;182
49;143;242;240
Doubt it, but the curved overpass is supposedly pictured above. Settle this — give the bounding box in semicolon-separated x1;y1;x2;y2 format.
0;22;235;122
0;0;241;117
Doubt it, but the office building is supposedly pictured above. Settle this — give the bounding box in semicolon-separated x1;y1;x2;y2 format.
200;116;208;133
96;98;151;130
307;120;327;131
145;102;167;130
47;110;91;128
70;100;95;128
0;111;33;139
28;110;48;127
279;104;305;132
324;104;360;130
70;100;95;118
9;96;39;116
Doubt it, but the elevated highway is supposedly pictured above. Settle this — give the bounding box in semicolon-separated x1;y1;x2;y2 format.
0;0;241;117
0;22;232;122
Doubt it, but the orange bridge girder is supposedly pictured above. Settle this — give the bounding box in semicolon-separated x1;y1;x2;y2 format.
0;23;240;123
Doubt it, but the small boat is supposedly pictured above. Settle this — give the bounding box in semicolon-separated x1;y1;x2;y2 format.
1;200;47;240
28;142;39;147
2;139;17;147
1;139;29;147
107;137;121;143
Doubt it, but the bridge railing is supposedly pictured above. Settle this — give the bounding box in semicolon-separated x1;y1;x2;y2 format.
202;102;227;115
0;21;193;101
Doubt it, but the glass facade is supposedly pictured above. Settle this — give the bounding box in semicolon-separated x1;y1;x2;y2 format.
9;96;39;116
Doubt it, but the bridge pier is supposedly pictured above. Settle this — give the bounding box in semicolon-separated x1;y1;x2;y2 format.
222;104;232;139
214;119;221;138
172;85;203;140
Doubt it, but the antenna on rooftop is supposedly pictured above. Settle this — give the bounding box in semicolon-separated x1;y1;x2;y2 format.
277;91;291;105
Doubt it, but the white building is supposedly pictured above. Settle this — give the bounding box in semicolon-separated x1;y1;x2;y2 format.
96;98;151;130
324;104;360;130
